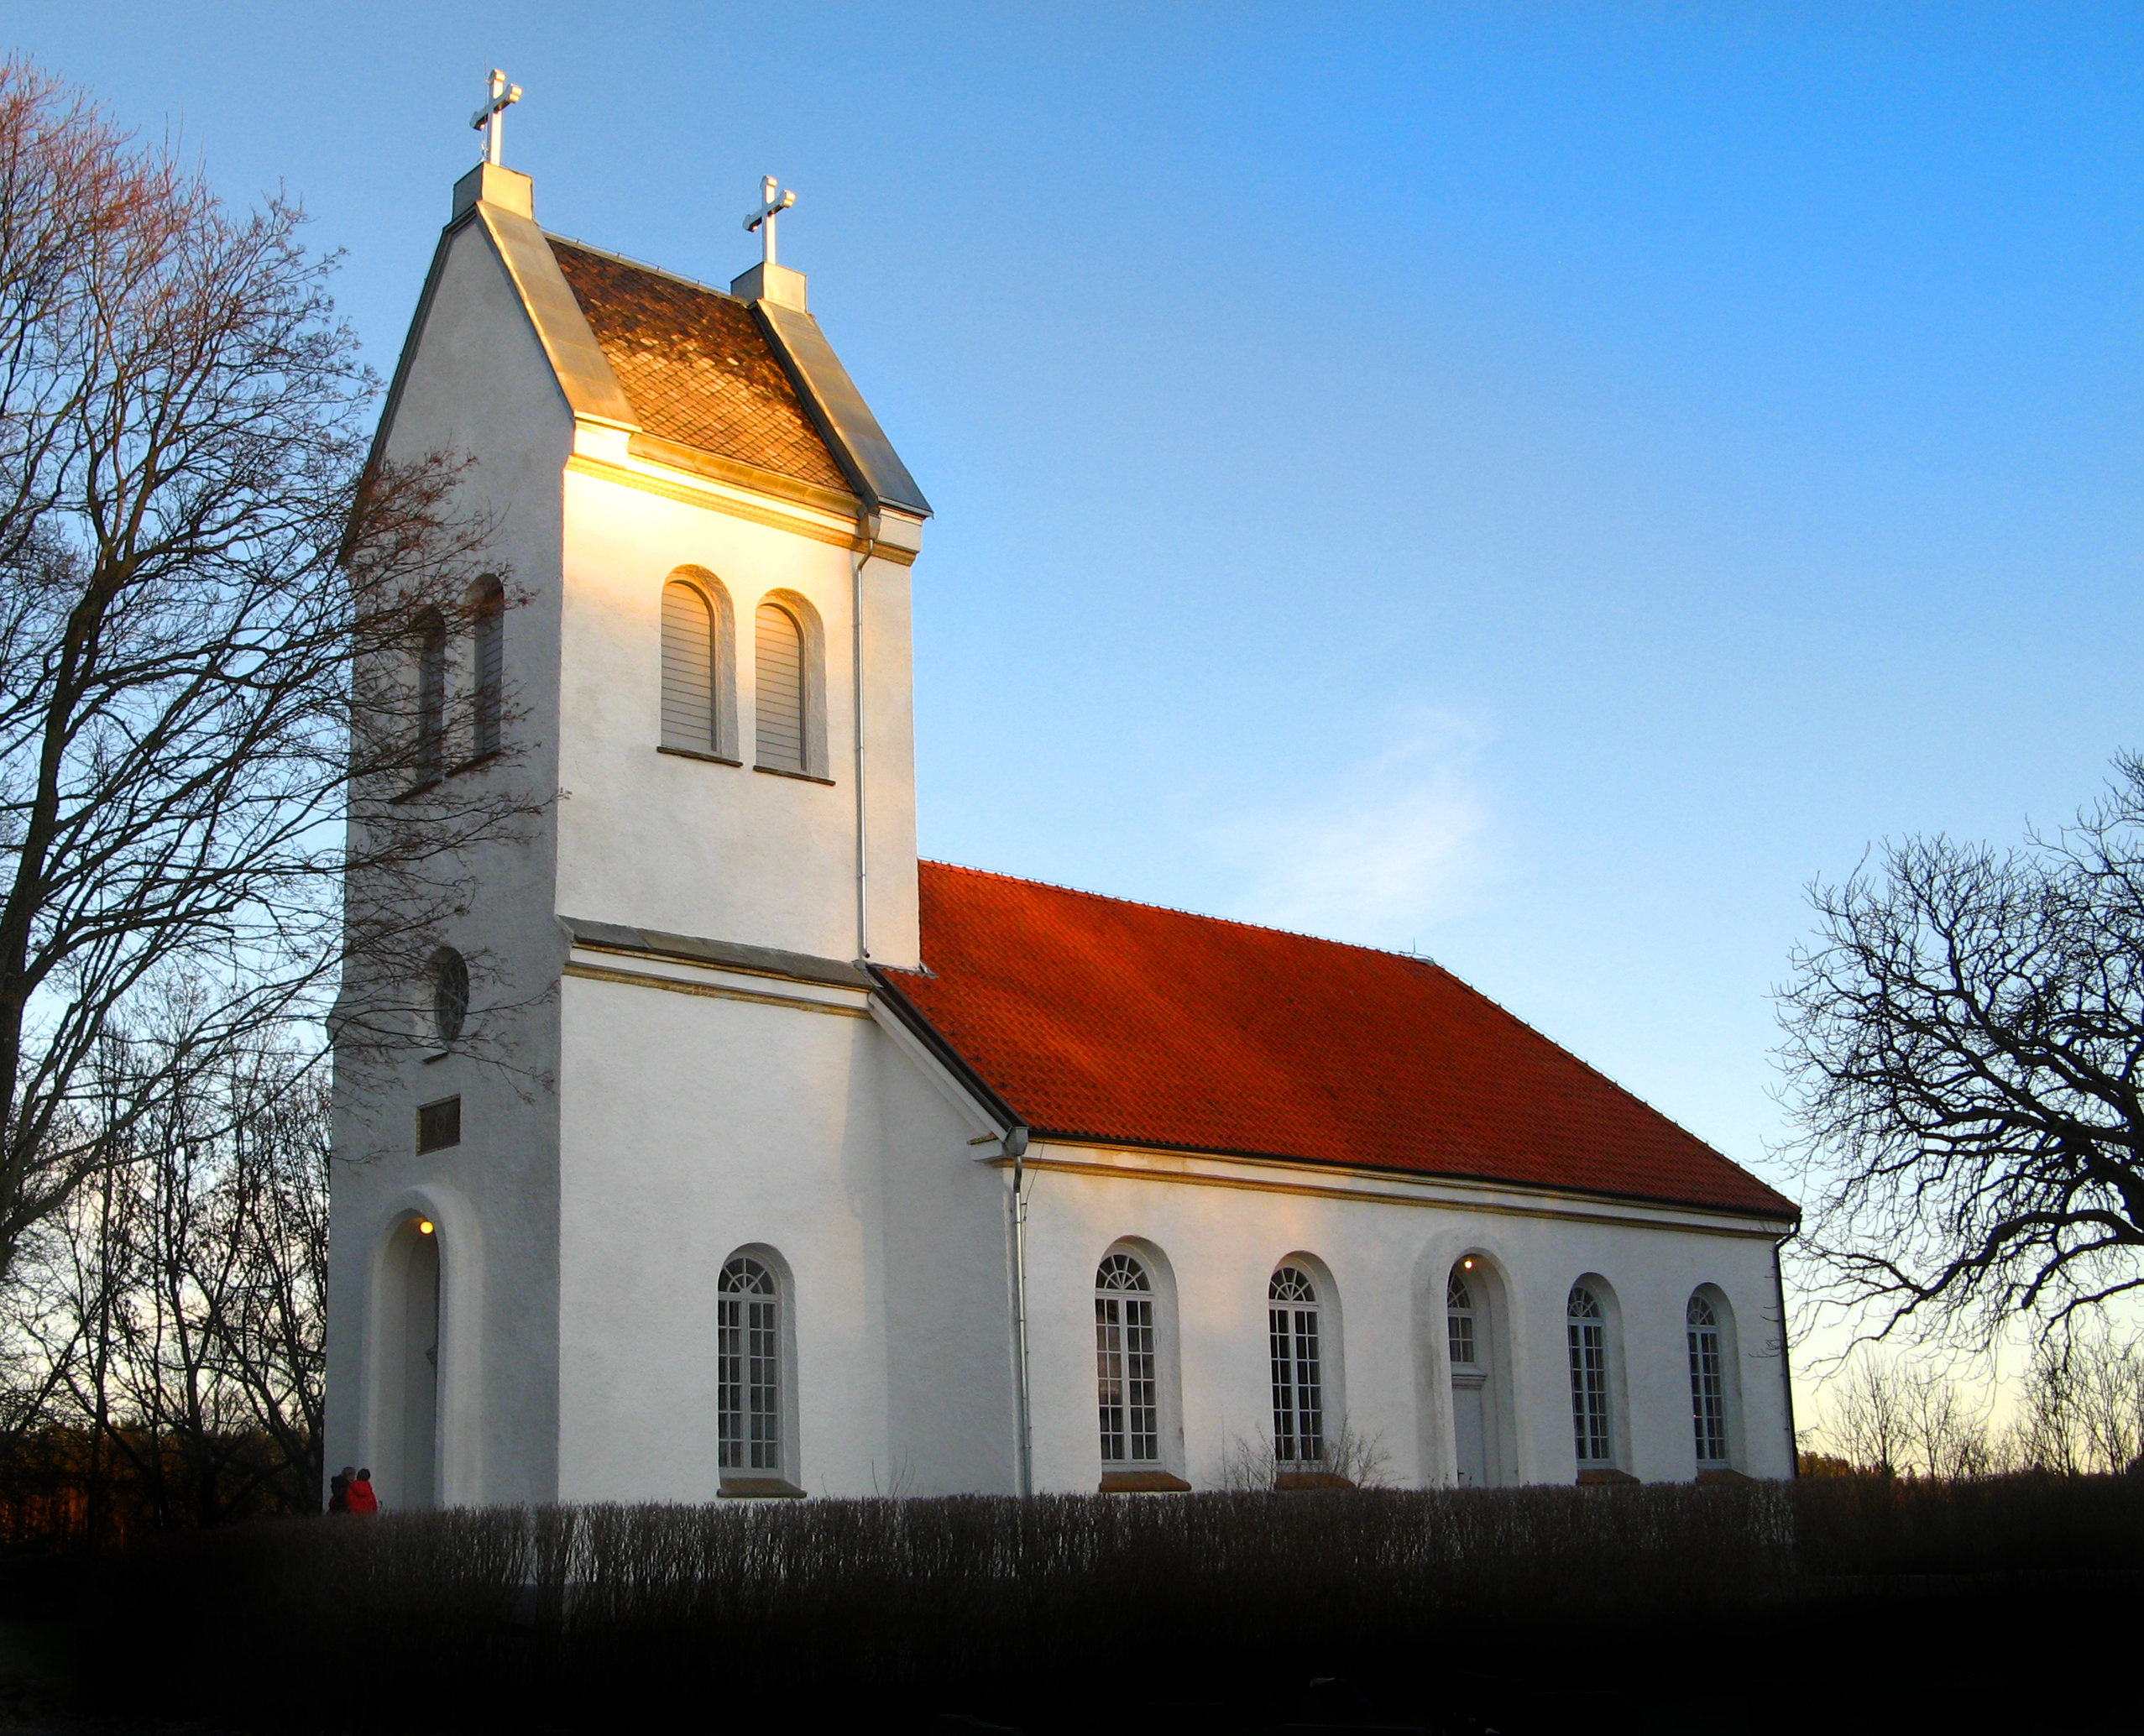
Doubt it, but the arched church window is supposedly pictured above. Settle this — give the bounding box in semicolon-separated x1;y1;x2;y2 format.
1567;1284;1613;1467
1268;1266;1325;1466
1687;1292;1729;1466
414;608;447;779
1095;1253;1158;1465
472;580;504;758
662;579;719;754
431;949;468;1046
754;601;807;773
1447;1259;1494;1487
718;1257;782;1474
1446;1269;1477;1367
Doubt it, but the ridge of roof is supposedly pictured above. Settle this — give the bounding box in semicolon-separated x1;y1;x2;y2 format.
916;858;1441;966
542;233;740;303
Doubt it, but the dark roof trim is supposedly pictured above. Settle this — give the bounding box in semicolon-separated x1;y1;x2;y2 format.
560;917;870;990
752;301;932;519
867;966;1022;1132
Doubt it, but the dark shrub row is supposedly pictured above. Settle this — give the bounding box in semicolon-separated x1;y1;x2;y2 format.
86;1474;2144;1733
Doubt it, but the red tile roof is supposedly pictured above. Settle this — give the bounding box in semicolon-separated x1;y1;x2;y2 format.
882;862;1796;1220
548;240;853;494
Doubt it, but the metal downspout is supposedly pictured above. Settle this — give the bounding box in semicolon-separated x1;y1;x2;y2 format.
1774;1237;1800;1477
1006;1125;1034;1496
850;512;881;960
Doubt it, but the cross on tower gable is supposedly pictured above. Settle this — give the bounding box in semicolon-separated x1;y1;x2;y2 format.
745;176;797;269
470;69;522;166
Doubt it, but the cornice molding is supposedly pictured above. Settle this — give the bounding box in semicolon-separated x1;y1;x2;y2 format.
562;960;870;1021
564;452;918;563
993;1143;1792;1241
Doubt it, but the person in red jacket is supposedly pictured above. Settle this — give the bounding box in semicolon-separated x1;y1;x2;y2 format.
345;1469;379;1514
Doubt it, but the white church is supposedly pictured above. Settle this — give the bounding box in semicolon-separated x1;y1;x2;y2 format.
324;96;1800;1509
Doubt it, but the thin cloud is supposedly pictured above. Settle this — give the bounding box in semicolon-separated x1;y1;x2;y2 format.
1211;713;1493;950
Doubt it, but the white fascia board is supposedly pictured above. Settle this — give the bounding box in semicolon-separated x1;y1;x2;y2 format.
1001;1139;1796;1241
867;996;1009;1147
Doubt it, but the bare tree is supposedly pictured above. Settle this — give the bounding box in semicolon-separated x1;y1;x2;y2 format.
1826;1354;1912;1476
7;1019;329;1535
1778;753;2144;1345
0;59;541;1289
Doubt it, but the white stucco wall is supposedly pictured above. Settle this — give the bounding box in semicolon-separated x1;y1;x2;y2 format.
553;951;1015;1500
553;451;922;970
325;205;575;1509
1017;1146;1795;1493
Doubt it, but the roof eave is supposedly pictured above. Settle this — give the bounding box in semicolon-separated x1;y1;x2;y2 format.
747;300;932;519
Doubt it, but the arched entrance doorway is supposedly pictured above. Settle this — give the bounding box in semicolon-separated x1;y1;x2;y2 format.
378;1215;441;1508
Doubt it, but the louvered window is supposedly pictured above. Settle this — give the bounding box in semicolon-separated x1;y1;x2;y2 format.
754;601;806;772
415;609;447;779
1268;1266;1325;1465
662;580;718;753
1687;1294;1729;1465
473;582;504;758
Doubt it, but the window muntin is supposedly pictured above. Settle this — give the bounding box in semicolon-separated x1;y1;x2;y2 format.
718;1257;782;1472
431;949;468;1045
1095;1253;1158;1465
414;609;447;779
1687;1293;1728;1465
1566;1284;1612;1466
1446;1270;1477;1367
662;580;719;753
1268;1266;1325;1465
473;581;504;758
753;601;806;772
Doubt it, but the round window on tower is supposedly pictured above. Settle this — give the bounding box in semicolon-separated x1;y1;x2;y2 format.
431;949;469;1047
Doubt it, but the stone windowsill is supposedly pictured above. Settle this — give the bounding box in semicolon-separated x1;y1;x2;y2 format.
1273;1470;1356;1492
1098;1470;1190;1493
754;764;835;786
719;1477;806;1499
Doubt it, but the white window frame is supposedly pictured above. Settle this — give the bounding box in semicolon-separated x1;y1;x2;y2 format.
1687;1292;1730;1467
718;1255;784;1477
1268;1265;1326;1466
1567;1283;1613;1467
1446;1269;1478;1369
1094;1252;1160;1467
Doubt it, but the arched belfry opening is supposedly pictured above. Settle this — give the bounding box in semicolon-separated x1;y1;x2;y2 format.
377;1216;442;1509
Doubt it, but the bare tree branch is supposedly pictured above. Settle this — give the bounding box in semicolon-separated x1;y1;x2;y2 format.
0;59;546;1284
1778;752;2144;1343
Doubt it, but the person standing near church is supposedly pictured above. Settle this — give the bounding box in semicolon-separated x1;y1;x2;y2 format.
346;1469;378;1514
328;1467;353;1514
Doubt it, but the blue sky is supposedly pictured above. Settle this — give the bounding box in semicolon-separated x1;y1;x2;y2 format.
13;4;2140;1328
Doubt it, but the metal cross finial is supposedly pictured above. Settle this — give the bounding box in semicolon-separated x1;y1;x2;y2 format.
745;175;797;269
471;69;522;167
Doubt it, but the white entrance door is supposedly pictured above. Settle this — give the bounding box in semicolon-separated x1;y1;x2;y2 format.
1453;1371;1488;1486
